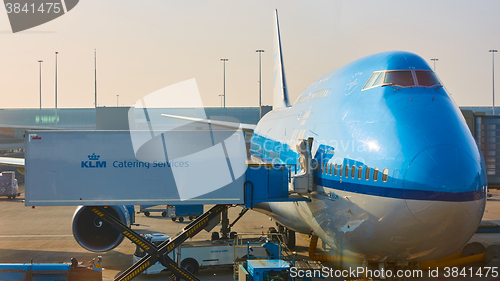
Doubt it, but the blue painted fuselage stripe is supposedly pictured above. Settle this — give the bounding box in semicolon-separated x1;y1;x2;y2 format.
251;133;485;202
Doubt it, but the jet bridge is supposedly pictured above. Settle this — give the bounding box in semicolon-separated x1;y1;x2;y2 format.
24;130;311;281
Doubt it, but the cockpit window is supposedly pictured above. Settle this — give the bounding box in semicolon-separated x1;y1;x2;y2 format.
415;71;440;87
363;72;381;89
384;71;414;87
363;69;441;90
372;72;385;87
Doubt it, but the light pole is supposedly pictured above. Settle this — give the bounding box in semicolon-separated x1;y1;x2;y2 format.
38;60;43;110
221;58;228;108
95;49;97;108
490;50;498;115
431;58;438;71
256;50;264;116
219;94;223;108
117;95;119;107
55;51;58;125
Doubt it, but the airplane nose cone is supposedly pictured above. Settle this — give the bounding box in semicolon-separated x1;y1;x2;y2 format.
402;144;486;258
403;144;483;199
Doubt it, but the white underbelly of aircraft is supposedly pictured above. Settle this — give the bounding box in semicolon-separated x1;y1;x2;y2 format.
285;185;484;262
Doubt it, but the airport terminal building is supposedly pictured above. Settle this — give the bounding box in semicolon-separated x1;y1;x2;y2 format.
1;105;499;187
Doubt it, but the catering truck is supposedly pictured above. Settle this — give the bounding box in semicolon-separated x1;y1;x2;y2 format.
133;233;271;275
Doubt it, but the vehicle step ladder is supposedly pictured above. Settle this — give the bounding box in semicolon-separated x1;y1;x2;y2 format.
91;204;228;281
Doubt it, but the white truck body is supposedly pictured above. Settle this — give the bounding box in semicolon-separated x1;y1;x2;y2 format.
25;130;245;206
133;234;269;275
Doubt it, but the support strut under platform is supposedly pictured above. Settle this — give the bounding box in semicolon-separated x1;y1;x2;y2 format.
92;204;228;281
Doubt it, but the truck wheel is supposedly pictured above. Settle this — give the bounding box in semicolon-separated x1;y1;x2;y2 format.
7;196;11;199
144;212;150;217
211;232;219;241
285;229;296;249
171;217;176;222
189;216;194;220
178;217;184;223
181;258;199;274
162;212;166;217
242;255;255;260
277;224;285;233
268;227;278;241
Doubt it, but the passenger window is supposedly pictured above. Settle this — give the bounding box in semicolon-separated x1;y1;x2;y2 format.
373;72;385;86
373;167;379;182
384;71;414;87
363;72;381;89
358;166;363;179
351;166;355;178
339;164;343;177
365;167;370;180
345;165;349;178
415;71;440;87
382;168;389;182
329;163;333;175
334;164;338;176
325;163;329;175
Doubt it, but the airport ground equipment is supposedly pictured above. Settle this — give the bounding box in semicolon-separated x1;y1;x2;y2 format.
82;160;305;281
24;130;310;280
0;256;102;281
92;204;230;281
476;221;500;233
237;259;323;281
0;171;20;199
139;204;203;221
133;233;271;275
232;233;324;281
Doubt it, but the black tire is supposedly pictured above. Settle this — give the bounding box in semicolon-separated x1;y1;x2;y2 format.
12;196;15;199
285;229;296;249
171;217;176;222
211;232;220;241
178;217;184;223
463;242;486;256
268;227;278;241
144;212;150;217
161;212;166;217
181;258;199;275
242;254;255;260
230;231;237;240
189;216;194;220
486;245;500;263
277;224;285;233
7;196;11;199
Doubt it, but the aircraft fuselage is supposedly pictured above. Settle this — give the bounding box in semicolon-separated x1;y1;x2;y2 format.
250;51;487;262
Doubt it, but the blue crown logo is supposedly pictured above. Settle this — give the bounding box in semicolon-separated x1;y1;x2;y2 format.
88;153;100;161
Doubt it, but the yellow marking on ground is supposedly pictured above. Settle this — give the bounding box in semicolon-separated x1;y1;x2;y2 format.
300;233;310;241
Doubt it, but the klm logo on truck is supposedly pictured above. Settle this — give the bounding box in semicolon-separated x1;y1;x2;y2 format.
82;153;106;168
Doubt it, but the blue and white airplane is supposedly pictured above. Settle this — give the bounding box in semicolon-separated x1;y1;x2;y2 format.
0;10;487;265
244;10;487;263
164;10;486;264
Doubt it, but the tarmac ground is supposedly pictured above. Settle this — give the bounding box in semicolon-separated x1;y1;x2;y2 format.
2;186;500;281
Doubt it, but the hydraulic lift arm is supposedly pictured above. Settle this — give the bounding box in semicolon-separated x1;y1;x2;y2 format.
92;204;228;281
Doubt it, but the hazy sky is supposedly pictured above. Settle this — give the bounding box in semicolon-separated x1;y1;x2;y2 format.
1;0;500;109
